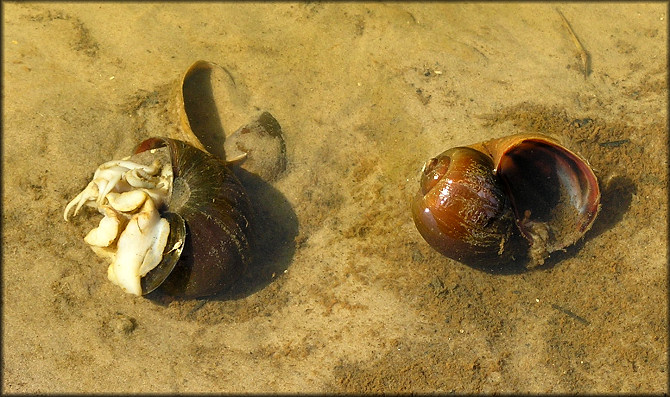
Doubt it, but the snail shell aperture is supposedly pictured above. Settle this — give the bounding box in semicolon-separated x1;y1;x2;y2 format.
64;137;252;298
412;133;600;268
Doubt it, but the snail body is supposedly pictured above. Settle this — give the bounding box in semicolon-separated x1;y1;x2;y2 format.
65;137;252;298
412;134;600;267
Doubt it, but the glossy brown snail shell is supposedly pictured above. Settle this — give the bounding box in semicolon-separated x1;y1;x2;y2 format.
412;134;600;268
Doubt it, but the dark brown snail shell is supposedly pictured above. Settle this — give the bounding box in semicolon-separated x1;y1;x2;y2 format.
136;137;253;298
412;134;600;268
412;146;518;265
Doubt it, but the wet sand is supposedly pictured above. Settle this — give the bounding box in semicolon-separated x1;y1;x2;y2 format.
2;3;667;393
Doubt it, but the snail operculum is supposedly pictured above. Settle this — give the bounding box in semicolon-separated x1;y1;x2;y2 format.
139;211;186;295
172;60;287;182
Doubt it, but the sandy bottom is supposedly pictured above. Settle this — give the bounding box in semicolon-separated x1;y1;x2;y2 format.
2;3;667;393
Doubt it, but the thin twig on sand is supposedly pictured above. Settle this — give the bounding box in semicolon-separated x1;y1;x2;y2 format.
556;8;590;78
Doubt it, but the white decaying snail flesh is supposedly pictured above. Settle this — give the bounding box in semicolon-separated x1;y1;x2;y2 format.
64;155;174;295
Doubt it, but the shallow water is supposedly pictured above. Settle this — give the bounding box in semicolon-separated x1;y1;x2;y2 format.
3;3;667;393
